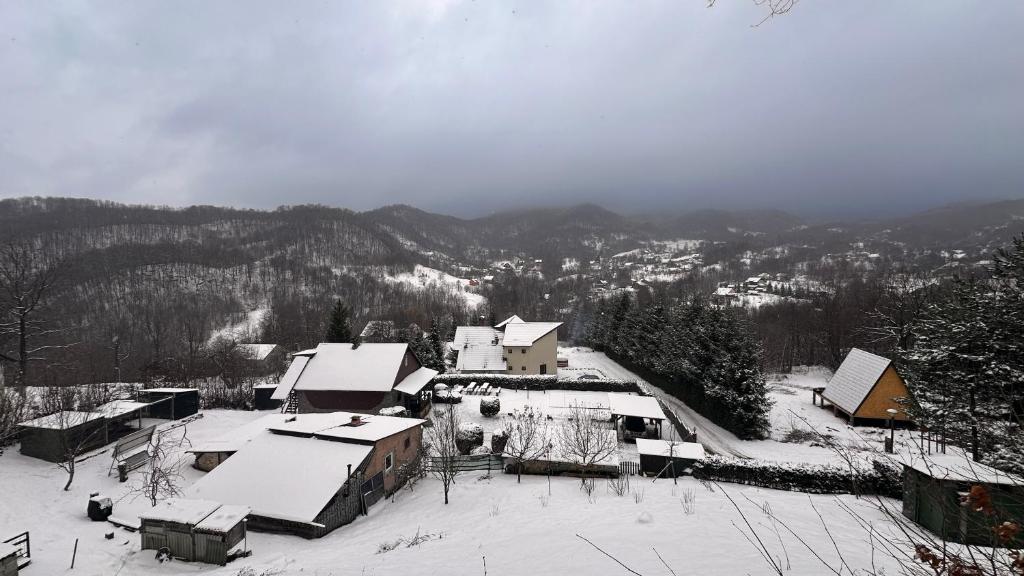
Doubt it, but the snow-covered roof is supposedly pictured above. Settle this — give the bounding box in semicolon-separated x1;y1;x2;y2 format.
636;439;705;460
494;315;524;328
194;504;250;533
267;412;424;443
189;432;372;524
270;354;311;401
906;454;1024;486
139;498;222;525
292;343;412;393
608;393;666;420
453;327;507;372
0;542;18;560
140;387;199;394
822;348;893;415
237;343;280;361
95;400;151;419
19;410;103;430
502;322;562;346
393;366;439;395
188;413;298;454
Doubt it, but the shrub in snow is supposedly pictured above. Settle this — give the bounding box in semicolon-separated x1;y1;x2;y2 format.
470;445;491;456
490;429;509;454
480;396;500;417
379;406;409;418
636;511;654;524
433;390;462;404
433;383;449;393
455;422;484;454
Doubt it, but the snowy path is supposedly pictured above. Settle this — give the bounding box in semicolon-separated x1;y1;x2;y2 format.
560;347;752;458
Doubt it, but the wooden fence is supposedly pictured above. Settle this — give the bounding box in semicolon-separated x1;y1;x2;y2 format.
424;454;505;474
619;461;642;476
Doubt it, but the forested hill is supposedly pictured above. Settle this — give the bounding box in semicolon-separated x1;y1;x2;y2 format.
2;196;1023;387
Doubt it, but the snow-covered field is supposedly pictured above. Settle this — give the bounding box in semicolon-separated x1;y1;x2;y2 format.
0;407;909;575
382;264;486;309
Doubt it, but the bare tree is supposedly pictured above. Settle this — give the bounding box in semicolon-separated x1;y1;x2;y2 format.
133;429;185;506
707;0;798;27
426;404;462;505
501;407;549;483
0;243;63;392
558;402;618;482
0;386;28;451
39;386;105;491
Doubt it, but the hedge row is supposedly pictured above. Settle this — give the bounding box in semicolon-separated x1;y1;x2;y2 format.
692;456;903;498
429;373;642;393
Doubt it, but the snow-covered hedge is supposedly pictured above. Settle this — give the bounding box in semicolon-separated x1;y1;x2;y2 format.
455;423;484;455
430;374;641;393
692;456;902;498
480;396;500;417
490;429;509;454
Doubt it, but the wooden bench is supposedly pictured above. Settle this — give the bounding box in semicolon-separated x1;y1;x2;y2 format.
108;425;156;479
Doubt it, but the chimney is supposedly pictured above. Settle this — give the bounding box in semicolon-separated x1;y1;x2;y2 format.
350;414;363;426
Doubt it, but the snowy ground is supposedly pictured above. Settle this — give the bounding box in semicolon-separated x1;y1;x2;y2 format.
560;347;923;466
382;264;486;309
0;407;911;575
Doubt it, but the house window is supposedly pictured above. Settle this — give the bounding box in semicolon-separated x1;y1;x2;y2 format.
404;437;411;451
521;366;526;371
540;363;547;375
384;451;394;474
520;348;526;354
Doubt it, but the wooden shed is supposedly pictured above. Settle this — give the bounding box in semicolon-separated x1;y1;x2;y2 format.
139;499;249;565
902;454;1024;547
18;412;108;463
636;439;705;478
137;388;200;420
819;348;912;426
608;393;665;441
253;384;281;411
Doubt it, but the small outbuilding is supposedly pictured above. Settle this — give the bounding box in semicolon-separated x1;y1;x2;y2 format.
137;388;200;420
139;499;249;565
819;348;912;426
253;384;281;411
902;454;1024;547
636;439;705;478
608;393;665;441
18;412;108;463
0;542;19;576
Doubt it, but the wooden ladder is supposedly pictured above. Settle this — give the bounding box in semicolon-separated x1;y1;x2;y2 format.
283;390;299;414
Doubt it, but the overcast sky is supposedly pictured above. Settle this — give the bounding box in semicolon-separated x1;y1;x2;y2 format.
1;2;1022;218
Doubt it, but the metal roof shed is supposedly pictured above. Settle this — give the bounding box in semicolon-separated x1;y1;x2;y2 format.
139;499;250;565
608;393;666;441
137;388;200;420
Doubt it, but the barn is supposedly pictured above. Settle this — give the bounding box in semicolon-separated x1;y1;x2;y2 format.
902;454;1024;547
819;348;912;426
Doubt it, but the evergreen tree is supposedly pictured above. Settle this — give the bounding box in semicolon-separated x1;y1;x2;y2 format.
325;299;354;343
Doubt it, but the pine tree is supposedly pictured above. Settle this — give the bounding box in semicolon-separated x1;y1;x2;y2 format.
325;299;353;343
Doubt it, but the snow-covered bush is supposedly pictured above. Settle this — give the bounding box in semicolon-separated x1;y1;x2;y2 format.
479;396;500;417
379;406;409;418
469;445;491;456
433;383;449;394
455;422;484;454
433;390;462;404
490;429;509;454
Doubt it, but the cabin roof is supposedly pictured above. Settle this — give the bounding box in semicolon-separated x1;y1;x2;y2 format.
270;354;311;400
502;322;562;346
608;393;666;420
236;343;280;360
139;498;222;525
189;432;373;524
822;348;893;415
291;343;412;393
194;504;250;533
636;439;705;460
19;410;103;430
393;366;439;395
905;454;1024;486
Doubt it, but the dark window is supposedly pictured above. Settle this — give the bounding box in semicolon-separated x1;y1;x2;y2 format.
521;366;526;371
540;364;547;375
404;437;411;450
520;348;526;354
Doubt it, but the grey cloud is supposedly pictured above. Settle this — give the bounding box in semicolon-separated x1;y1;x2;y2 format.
1;1;1021;218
